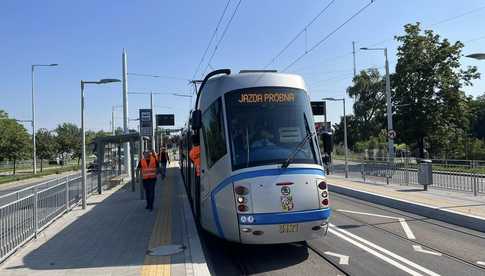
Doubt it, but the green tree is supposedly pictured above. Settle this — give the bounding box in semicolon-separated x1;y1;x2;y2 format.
36;128;57;172
0;114;31;174
55;123;81;164
470;94;485;140
346;68;386;142
392;23;479;158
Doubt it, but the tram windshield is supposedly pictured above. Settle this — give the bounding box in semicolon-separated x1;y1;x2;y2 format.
225;87;319;170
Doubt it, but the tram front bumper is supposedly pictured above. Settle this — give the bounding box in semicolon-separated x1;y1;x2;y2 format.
238;208;331;244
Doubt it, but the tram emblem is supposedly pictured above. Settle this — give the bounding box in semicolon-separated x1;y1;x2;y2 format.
280;186;294;211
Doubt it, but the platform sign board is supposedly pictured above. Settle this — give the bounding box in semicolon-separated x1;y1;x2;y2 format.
156;114;175;126
139;109;153;137
311;101;326;116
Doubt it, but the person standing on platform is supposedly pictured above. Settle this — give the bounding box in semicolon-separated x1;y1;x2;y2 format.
189;135;201;177
159;147;170;179
137;151;159;211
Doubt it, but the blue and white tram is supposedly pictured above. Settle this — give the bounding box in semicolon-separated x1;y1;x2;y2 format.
181;69;331;244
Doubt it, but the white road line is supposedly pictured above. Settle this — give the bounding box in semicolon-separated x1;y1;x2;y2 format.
476;261;485;266
330;224;440;276
412;245;442;256
324;251;350;265
337;209;416;240
328;227;425;276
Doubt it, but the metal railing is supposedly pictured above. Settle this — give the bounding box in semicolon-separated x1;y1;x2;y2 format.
330;158;485;196
0;169;115;263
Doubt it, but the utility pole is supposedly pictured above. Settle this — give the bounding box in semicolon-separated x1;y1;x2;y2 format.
150;92;155;151
352;41;357;78
122;49;131;176
111;106;115;135
384;48;394;162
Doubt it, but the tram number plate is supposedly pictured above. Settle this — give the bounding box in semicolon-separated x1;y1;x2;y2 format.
279;224;298;233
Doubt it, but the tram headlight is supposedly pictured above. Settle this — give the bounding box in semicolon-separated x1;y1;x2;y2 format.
321;191;328;198
240;216;247;223
247;216;254;224
237;195;246;204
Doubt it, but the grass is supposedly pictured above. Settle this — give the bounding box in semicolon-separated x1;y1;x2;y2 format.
0;164;80;185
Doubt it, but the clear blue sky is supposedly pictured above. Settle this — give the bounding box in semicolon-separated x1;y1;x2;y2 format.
1;0;484;132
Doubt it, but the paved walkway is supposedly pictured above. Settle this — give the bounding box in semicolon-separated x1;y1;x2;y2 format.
0;165;209;276
327;175;485;219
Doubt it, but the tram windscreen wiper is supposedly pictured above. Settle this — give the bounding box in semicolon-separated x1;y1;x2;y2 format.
281;131;315;169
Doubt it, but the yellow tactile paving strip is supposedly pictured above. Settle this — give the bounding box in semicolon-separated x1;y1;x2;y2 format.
327;177;485;218
141;178;173;276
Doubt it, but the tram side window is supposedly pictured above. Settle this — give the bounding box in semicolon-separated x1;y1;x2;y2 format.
202;98;227;168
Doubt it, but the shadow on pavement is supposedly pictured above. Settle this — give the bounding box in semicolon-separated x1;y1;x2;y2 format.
4;167;194;272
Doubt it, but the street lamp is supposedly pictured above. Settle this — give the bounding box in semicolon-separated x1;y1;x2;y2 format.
322;97;348;178
360;47;394;162
466;53;485;60
31;63;59;174
81;78;121;209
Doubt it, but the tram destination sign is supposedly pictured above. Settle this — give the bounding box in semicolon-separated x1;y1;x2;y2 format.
156;114;175;126
311;101;326;116
139;109;153;137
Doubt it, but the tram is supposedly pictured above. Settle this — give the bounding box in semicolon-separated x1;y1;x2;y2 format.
180;69;331;244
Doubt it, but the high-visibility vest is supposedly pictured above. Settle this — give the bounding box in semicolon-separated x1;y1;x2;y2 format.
141;157;157;180
189;146;201;176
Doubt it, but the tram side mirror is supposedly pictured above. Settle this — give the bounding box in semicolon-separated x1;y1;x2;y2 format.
322;132;333;155
191;110;202;130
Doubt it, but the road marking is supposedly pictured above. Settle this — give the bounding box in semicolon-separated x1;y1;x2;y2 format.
330;224;440;276
324;251;350;265
412;245;442;256
476;261;485;266
337;209;416;240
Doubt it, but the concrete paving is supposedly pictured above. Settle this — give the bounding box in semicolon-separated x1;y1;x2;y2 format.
0;165;209;276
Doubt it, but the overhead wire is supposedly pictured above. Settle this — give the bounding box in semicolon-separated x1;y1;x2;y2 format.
200;0;243;78
191;0;232;80
282;0;375;72
263;0;337;69
290;3;485;74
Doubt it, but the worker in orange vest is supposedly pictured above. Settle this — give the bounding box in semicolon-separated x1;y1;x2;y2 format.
137;151;159;211
189;135;201;176
158;147;170;179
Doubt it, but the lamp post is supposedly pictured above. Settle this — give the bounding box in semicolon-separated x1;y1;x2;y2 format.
31;63;58;174
466;53;485;60
322;97;348;178
81;78;121;209
360;47;394;162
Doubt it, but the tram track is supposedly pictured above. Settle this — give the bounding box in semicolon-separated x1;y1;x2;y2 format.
305;241;352;276
330;193;485;272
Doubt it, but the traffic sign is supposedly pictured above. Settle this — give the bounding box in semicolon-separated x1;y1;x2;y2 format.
388;130;397;139
139;109;153;137
156;114;175;126
311;101;326;116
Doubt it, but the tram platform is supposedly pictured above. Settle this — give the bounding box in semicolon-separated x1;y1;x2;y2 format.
0;165;210;276
327;175;485;232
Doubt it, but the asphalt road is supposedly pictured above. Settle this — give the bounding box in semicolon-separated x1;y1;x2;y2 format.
200;192;485;275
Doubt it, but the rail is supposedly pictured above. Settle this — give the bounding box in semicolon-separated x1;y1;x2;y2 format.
330;159;485;195
0;169;116;263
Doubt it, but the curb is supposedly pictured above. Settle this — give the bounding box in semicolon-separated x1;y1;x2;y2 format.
328;184;485;233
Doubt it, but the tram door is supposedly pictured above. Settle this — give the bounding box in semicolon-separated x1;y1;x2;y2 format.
200;98;227;225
